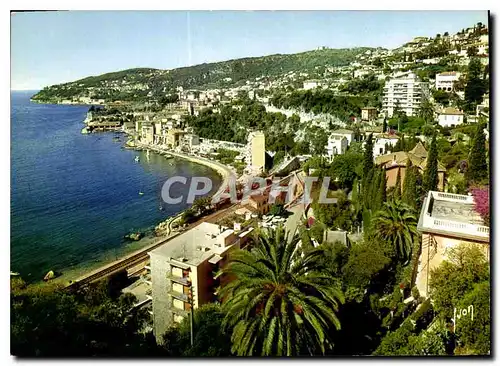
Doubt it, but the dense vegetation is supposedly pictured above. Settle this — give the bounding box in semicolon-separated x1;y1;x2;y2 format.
32;48;374;103
270;89;381;120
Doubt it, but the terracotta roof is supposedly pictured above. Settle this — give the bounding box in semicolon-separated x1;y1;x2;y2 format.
437;71;457;76
375;147;445;172
409;142;428;158
331;129;354;135
440;107;464;115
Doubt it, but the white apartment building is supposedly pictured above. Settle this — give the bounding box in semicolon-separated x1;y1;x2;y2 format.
437;107;464;128
330;129;355;146
435;72;460;91
148;222;254;343
373;135;399;157
382;72;429;117
326;134;348;160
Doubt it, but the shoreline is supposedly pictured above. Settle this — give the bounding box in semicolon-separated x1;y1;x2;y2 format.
134;142;237;198
44;139;236;286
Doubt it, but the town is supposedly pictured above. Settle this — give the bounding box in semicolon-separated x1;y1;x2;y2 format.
13;20;490;357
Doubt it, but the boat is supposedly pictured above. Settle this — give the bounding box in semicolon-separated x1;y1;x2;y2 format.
134;156;140;162
159;204;164;211
139;191;144;196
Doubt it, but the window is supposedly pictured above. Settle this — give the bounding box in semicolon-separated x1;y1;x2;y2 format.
172;283;184;294
173;299;184;310
172;267;183;277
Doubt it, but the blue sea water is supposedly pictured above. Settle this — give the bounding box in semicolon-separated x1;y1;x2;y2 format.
10;91;221;281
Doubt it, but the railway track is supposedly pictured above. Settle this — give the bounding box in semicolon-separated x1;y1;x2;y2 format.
65;232;180;291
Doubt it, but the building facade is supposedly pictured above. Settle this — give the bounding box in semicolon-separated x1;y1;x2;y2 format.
374;142;446;191
437;107;464;128
361;107;377;121
415;191;489;298
246;131;266;174
326;134;348;160
148;222;253;343
382;72;430;117
435;72;460;91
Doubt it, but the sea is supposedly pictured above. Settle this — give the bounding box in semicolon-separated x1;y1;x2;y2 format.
10;91;221;281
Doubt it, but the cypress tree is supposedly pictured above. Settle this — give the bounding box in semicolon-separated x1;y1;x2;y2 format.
402;160;417;207
363;168;375;210
393;168;402;201
372;168;382;211
378;167;387;206
383;118;387;133
363;133;374;178
464;57;487;112
465;122;488;184
423;135;439;192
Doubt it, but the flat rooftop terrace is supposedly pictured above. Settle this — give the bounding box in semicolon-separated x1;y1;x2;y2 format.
149;222;235;267
431;199;484;225
418;191;489;242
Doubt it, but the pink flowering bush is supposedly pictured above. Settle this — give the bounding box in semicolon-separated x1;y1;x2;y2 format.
471;186;489;226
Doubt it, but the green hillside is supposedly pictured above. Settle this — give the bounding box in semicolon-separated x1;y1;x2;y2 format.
31;47;375;102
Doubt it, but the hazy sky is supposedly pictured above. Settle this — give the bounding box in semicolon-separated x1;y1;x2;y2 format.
11;10;488;90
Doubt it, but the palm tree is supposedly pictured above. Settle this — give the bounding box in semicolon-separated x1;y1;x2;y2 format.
371;200;419;265
219;226;344;356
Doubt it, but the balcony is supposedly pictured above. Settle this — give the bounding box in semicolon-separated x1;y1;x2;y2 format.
167;274;190;286
170;306;189;317
168;290;189;302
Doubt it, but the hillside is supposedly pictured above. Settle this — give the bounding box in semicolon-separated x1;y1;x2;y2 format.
31;47;376;103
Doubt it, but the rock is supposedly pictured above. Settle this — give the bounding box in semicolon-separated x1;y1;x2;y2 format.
126;232;143;241
43;270;56;281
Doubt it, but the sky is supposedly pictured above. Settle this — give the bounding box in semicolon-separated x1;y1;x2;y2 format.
11;10;488;90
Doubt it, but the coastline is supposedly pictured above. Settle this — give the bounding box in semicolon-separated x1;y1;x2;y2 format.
135;142;237;198
50;139;236;286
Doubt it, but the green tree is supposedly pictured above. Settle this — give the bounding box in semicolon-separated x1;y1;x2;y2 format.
465;122;488;185
363;133;374;178
219;226;344;356
11;279;157;357
371;201;419;264
423;135;439;192
393;169;402;201
161;304;232;356
418;98;435;125
429;244;489;319
329;151;363;190
376;168;387;209
454;281;490;355
402;160;418;208
464;58;487;112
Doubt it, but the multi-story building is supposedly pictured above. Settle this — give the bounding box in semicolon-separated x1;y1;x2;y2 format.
382;72;430;117
326;134;348;160
166;129;187;149
374;142;446;191
415;191;489;297
330;129;355;146
361;107;377;122
140;122;154;145
246;131;266;174
148;222;254;343
437;107;465;128
372;134;399;157
435;72;461;91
